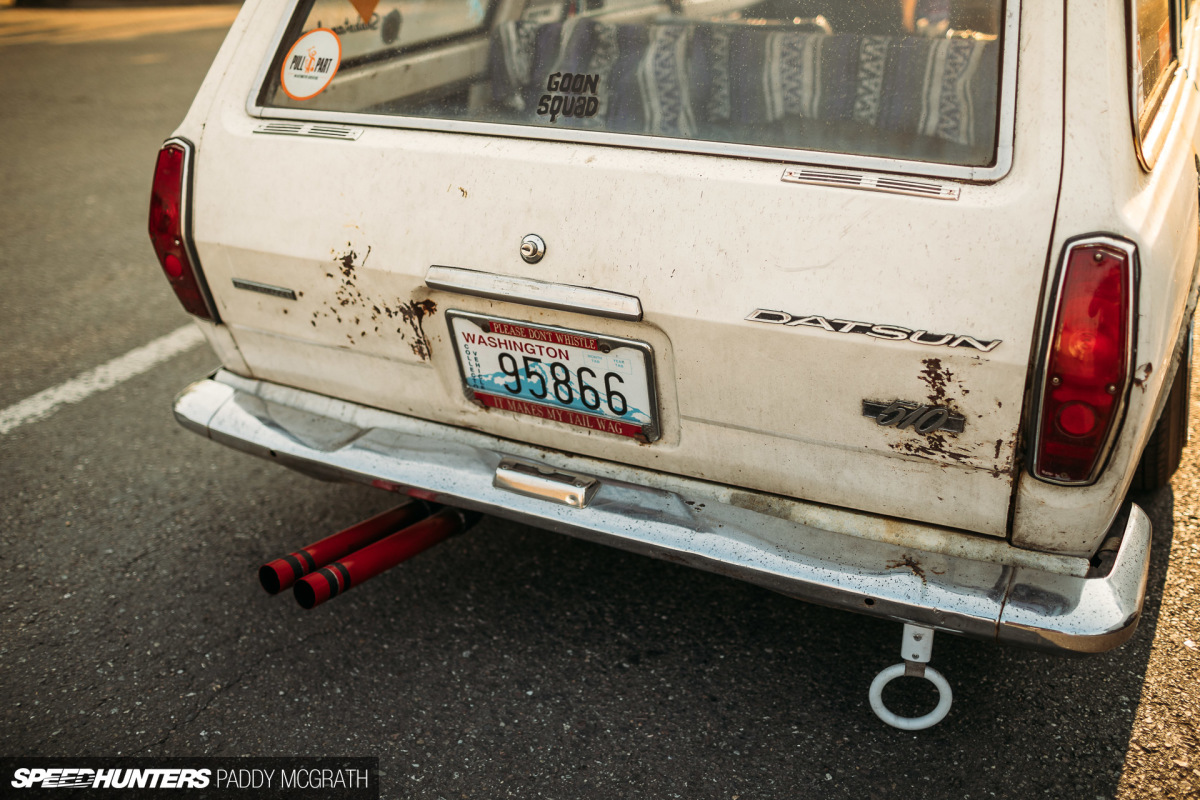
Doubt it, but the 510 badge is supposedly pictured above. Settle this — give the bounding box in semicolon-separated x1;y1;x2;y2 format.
862;400;965;435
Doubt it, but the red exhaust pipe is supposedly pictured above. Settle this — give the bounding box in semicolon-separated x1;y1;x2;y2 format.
293;507;476;609
259;501;431;594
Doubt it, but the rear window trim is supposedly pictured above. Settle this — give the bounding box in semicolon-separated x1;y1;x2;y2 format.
1128;0;1182;170
247;0;1020;182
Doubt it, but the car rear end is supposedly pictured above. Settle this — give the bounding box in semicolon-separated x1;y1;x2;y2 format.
152;0;1199;661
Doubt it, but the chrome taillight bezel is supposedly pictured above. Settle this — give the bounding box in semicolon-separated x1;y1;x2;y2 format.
150;136;220;322
1028;234;1139;486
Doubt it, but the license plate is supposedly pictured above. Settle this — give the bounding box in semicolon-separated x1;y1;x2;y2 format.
447;311;660;442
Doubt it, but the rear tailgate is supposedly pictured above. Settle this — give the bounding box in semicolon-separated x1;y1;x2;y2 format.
188;3;1063;538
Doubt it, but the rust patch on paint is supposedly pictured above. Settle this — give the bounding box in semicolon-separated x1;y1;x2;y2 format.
888;357;975;461
989;435;1018;478
337;245;367;277
727;491;795;522
1133;362;1153;390
919;357;954;406
888;439;972;463
318;245;369;331
887;554;926;582
886;554;944;584
314;246;437;359
399;299;438;361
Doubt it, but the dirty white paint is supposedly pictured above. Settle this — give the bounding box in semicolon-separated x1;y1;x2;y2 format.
1011;1;1200;557
176;0;1077;541
170;0;1199;559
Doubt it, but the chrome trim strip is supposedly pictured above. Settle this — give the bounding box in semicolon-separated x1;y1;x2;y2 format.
252;121;363;140
782;166;961;200
1028;235;1139;486
246;1;1019;183
992;0;1019;180
174;371;1151;653
427;266;643;321
1128;0;1182;171
1134;67;1184;171
232;277;297;300
246;0;302;115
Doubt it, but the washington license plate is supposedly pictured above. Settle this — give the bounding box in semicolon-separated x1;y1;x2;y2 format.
447;311;660;442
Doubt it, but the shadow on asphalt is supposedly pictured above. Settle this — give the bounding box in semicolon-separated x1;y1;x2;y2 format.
200;473;1180;798
449;486;1178;798
0;380;1183;797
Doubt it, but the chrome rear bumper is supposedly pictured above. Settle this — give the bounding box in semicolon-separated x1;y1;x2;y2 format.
176;370;1151;654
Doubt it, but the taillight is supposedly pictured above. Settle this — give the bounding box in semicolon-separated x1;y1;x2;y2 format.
148;138;217;321
1031;237;1136;485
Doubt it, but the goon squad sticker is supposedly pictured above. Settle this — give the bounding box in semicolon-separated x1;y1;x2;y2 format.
280;29;341;101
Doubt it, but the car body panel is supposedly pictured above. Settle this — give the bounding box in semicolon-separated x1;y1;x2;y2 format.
158;0;1200;653
182;0;1067;540
1011;0;1200;556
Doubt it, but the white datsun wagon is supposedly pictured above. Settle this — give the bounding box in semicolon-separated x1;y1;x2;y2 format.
152;0;1200;728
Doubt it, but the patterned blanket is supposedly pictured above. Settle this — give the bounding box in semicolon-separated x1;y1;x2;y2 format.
489;18;998;149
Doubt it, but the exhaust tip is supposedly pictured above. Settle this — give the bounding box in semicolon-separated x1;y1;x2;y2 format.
259;564;283;595
294;579;318;610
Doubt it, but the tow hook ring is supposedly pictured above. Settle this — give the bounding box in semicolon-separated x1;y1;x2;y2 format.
868;662;953;730
868;623;953;730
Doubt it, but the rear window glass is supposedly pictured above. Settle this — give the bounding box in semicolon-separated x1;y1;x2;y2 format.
303;0;490;57
260;0;1006;167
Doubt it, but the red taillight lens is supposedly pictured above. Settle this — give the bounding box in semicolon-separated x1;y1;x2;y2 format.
1033;239;1135;484
149;140;215;320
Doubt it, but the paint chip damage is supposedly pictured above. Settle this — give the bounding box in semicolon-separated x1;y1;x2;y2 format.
310;246;438;360
399;299;437;360
885;358;972;463
880;357;1014;472
885;553;945;584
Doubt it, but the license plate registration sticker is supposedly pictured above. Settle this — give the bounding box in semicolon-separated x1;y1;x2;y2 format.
447;312;660;442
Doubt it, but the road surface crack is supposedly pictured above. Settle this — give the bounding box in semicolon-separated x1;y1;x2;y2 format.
125;629;335;755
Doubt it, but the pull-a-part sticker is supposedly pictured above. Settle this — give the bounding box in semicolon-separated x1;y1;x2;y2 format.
280;29;342;101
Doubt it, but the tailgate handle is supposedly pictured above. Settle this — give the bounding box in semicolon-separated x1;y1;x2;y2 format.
426;266;643;321
493;459;600;508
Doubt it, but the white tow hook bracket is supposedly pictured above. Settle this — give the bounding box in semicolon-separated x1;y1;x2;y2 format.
869;624;953;730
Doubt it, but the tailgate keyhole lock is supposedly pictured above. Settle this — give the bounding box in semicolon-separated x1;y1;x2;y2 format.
520;234;546;264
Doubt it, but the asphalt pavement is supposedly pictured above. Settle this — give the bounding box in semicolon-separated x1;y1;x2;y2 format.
0;7;1197;799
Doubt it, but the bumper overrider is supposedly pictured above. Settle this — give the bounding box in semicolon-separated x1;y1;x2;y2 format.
176;370;1151;654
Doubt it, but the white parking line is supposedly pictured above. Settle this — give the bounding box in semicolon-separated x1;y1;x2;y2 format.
0;325;205;435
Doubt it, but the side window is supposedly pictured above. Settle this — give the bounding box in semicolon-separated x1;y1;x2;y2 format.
1132;0;1176;141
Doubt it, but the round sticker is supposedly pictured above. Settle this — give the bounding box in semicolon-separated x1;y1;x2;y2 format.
280;29;341;101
